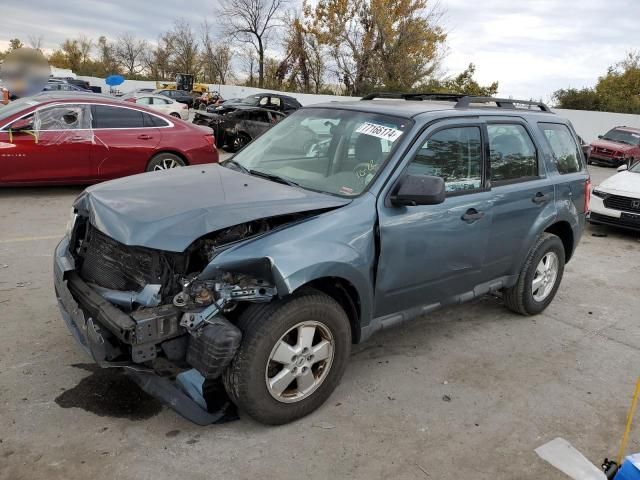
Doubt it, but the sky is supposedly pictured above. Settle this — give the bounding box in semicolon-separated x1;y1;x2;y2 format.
1;0;638;101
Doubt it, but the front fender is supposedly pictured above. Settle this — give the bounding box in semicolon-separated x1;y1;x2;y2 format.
199;195;378;330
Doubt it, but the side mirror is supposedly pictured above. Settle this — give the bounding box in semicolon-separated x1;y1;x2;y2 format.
391;174;445;206
617;164;628;172
598;135;604;139
9;117;34;131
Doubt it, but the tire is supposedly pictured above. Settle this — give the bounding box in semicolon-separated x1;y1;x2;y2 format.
223;290;352;425
231;133;251;152
170;112;181;118
146;153;186;172
503;232;565;315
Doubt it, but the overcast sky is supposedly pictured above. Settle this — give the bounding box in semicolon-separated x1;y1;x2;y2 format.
1;0;638;100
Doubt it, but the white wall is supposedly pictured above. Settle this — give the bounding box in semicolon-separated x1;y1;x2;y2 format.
77;75;637;142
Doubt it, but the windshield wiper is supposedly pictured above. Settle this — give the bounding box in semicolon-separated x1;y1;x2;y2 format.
222;159;250;174
249;169;300;187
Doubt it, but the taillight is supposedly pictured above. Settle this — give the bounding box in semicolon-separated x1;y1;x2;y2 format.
205;134;215;150
584;177;591;213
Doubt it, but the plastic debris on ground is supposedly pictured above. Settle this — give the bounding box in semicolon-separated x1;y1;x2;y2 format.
535;437;607;480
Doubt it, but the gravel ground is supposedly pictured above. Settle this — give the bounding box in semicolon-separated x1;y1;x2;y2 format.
0;164;639;480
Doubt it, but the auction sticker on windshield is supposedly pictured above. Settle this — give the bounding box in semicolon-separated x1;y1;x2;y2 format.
356;122;403;142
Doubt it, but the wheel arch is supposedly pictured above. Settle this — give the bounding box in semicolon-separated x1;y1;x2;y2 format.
544;220;575;262
148;150;190;169
295;276;362;344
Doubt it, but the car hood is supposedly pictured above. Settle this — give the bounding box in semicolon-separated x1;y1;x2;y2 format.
74;164;350;252
590;139;635;153
598;171;640;196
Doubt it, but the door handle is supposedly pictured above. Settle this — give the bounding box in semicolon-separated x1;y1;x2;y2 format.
69;135;86;143
532;192;551;204
137;134;153;140
461;208;484;223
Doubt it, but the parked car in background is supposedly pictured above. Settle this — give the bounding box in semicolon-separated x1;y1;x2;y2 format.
193;106;285;151
43;81;92;93
577;135;591;163
0;93;218;185
155;89;194;108
208;93;301;115
589;127;640;167
54;93;589;426
589;161;640;231
123;93;190;120
124;88;155;96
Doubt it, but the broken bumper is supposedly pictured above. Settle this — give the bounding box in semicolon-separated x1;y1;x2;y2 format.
53;237;237;425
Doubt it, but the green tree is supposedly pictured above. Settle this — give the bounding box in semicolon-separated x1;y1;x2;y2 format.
423;63;499;96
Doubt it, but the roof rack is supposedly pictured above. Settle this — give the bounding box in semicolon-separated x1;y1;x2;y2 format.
361;92;552;113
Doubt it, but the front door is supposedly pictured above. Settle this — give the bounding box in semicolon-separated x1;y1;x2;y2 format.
375;121;493;317
0;104;93;183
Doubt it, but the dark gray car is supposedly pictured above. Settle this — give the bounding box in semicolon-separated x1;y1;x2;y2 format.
54;93;589;425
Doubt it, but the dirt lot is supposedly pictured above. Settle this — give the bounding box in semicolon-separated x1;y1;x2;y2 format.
1;164;639;480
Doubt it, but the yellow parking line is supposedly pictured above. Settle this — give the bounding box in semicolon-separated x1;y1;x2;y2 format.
0;234;62;244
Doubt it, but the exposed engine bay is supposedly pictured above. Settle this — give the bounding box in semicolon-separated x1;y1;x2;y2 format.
66;213;310;379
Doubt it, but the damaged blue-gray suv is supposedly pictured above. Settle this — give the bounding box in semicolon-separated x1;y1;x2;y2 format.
54;93;590;425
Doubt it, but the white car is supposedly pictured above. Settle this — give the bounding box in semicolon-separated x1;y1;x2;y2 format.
123;94;189;120
589;162;640;231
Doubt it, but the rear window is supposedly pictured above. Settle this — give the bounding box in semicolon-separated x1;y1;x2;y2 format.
487;124;538;184
539;123;582;174
92;105;145;129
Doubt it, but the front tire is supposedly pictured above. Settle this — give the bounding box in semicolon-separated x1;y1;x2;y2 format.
223;291;351;425
146;153;186;172
503;233;565;315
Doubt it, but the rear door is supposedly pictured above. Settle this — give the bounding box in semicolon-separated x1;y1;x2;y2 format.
482;119;556;279
90;105;162;179
0;104;93;183
375;120;494;317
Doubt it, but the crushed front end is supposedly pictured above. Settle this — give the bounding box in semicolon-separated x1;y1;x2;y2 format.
54;214;284;424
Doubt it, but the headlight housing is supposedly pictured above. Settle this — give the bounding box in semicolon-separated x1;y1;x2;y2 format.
592;189;608;199
65;208;78;236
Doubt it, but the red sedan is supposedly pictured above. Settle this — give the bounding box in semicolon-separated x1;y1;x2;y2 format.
0;93;218;185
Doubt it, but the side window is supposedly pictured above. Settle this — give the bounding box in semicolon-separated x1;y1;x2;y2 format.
153;97;169;105
137;97;152;105
487;124;537;183
269;97;282;107
143;113;169;128
35;105;89;130
407;126;483;194
258;96;269;107
253;111;270;123
92;105;145;129
539;123;582;174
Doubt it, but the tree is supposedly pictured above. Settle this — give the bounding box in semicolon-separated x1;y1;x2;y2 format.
144;34;174;81
28;35;43;50
201;21;234;84
60;39;82;72
168;19;200;77
553;51;640;113
8;38;24;51
424;63;499;96
304;0;447;95
97;36;120;76
216;0;288;88
114;33;147;77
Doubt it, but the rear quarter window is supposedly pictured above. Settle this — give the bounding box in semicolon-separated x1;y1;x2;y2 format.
539;123;583;174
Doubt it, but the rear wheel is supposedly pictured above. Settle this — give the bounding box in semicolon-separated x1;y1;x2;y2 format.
146;153;186;172
231;133;251;152
503;233;565;315
223;291;351;425
170;112;181;118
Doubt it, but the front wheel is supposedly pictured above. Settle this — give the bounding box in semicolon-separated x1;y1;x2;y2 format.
503;233;565;315
231;133;251;152
223;291;351;425
146;153;186;172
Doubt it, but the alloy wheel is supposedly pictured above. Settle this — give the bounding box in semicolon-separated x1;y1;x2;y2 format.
532;252;559;302
153;158;182;170
265;321;335;404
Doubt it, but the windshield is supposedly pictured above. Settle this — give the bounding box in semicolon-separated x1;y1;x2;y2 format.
241;95;262;106
630;162;640;173
230;107;412;196
602;128;640;145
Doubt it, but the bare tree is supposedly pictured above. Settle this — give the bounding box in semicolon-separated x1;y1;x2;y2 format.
239;45;258;86
216;0;287;88
97;36;119;75
144;34;174;80
78;35;93;66
27;35;43;50
114;33;147;77
169;19;200;76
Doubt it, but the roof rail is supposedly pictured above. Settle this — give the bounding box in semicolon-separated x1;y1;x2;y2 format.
360;92;467;102
361;92;552;113
454;96;552;112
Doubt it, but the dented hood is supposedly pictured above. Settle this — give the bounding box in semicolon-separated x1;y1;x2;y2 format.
74;164;350;252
